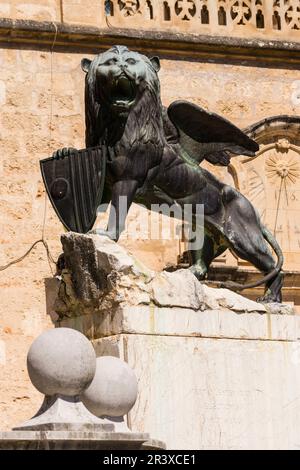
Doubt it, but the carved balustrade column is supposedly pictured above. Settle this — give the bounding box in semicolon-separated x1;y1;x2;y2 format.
206;0;219;33
263;0;276;31
157;0;170;29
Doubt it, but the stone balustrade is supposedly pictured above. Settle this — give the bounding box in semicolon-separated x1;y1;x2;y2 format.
104;0;300;42
0;1;299;43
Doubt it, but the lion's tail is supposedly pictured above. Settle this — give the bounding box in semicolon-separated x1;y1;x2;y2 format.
215;226;284;292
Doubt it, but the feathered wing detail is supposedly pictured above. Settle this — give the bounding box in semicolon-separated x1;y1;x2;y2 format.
167;100;259;166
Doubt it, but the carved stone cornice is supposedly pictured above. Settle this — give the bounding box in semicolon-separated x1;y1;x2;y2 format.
0;17;300;64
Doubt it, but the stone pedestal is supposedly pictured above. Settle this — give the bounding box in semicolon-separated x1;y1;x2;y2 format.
48;233;300;450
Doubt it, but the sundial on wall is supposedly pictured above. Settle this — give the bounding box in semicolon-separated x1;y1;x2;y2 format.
230;116;300;270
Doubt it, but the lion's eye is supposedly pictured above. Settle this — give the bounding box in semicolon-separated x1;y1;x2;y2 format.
126;58;137;65
103;58;118;66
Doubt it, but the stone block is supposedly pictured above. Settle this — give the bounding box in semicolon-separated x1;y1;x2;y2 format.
94;333;300;450
62;1;106;27
12;0;59;21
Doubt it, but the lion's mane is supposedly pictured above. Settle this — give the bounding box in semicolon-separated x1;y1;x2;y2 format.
83;46;165;151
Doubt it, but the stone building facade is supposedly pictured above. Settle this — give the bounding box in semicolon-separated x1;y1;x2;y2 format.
0;0;300;430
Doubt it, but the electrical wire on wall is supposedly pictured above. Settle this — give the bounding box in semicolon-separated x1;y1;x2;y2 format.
0;23;59;274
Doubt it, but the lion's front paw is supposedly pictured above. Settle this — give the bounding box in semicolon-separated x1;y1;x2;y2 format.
256;294;281;304
52;147;77;159
189;264;207;281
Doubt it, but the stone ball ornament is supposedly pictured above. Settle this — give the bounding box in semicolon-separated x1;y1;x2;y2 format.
10;329;165;447
81;356;138;418
27;327;96;396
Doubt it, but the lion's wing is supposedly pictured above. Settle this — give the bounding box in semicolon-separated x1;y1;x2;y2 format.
167;100;259;166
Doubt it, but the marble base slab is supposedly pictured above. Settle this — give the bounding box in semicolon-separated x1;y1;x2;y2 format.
58;305;300;342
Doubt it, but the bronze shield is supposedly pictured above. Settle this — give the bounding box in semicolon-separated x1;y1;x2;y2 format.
40;147;106;233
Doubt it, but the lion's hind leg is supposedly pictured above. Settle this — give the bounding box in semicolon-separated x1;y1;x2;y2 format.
222;186;283;303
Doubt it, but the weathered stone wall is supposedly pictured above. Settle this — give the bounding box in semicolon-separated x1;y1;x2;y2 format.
1;1;300;431
0;0;104;26
0;0;61;21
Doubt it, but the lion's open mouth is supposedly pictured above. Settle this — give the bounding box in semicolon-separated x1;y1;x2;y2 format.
109;74;137;110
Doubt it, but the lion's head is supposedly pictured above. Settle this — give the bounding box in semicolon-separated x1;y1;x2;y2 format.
81;46;162;147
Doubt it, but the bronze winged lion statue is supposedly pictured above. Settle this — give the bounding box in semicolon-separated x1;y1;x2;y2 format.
43;46;284;303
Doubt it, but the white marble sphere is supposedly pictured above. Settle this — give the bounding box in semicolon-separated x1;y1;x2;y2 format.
81;356;138;417
27;328;96;396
